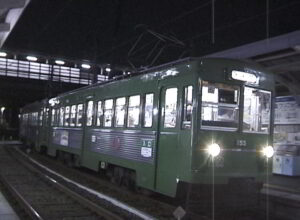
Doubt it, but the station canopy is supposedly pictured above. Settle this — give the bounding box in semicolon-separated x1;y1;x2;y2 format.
205;31;300;96
0;0;30;47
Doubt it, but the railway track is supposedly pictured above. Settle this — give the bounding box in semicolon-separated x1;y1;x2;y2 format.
13;144;207;220
4;143;276;220
0;145;128;220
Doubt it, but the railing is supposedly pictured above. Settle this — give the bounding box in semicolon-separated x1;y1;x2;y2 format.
0;57;108;85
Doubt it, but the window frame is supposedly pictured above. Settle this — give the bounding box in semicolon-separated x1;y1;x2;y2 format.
142;93;154;128
127;94;141;128
242;86;272;134
200;80;240;132
182;85;193;129
70;105;77;127
64;106;70;127
96;100;103;127
163;87;178;129
76;103;84;127
103;99;114;127
114;97;127;128
86;100;94;127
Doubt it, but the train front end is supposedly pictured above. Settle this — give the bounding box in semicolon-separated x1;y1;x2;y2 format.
190;59;275;186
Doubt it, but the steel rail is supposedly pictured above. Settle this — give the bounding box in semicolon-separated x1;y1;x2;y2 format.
0;174;43;220
4;146;124;220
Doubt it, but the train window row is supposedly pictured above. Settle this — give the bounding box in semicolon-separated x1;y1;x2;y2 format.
21;85;193;129
50;93;154;129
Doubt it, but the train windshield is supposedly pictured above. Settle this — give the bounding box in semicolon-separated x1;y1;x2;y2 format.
201;81;239;131
243;87;271;133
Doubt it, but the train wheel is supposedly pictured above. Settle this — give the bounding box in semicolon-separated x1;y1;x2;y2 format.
111;167;123;186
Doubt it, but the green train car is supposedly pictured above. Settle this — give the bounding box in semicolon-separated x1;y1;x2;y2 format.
20;58;275;197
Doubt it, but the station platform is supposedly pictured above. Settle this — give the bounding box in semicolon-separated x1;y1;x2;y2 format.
267;174;300;192
0;191;19;220
261;174;300;220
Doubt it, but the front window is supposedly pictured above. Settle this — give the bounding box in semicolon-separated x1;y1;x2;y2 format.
201;81;239;130
243;87;271;133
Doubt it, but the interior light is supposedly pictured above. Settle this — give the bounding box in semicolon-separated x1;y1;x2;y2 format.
231;70;258;84
26;56;38;62
55;60;65;65
81;64;91;69
105;67;111;72
0;52;7;57
262;146;274;158
207;143;221;157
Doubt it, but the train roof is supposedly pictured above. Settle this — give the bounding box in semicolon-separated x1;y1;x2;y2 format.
54;57;271;99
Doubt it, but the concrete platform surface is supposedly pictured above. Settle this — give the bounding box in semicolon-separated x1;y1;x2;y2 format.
0;192;19;220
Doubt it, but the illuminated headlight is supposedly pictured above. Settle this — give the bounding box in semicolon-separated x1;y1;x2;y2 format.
207;143;221;157
262;146;274;158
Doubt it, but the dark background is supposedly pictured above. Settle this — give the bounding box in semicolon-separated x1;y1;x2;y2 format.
4;0;300;69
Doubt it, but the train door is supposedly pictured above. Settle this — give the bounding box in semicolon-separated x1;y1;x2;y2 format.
80;98;94;164
155;85;180;196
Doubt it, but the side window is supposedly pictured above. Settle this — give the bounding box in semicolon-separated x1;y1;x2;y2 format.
59;107;64;126
96;101;103;126
45;108;49;125
55;108;59;126
39;110;43;126
115;97;126;127
164;88;178;128
104;99;113;127
182;86;193;129
143;93;153;127
128;95;140;127
76;104;83;127
51;109;55;126
86;101;94;126
70;105;76;127
65;106;70;126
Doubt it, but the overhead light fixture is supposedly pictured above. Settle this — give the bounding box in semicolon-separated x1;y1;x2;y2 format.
105;67;111;72
26;56;38;62
55;60;65;65
0;52;7;57
81;64;91;69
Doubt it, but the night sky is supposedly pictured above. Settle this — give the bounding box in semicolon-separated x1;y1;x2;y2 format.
3;0;300;69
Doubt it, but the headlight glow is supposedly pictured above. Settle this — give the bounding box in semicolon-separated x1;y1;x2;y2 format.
262;146;274;158
207;143;221;157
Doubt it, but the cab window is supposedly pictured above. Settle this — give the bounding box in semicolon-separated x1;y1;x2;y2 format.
243;87;271;133
201;81;239;130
